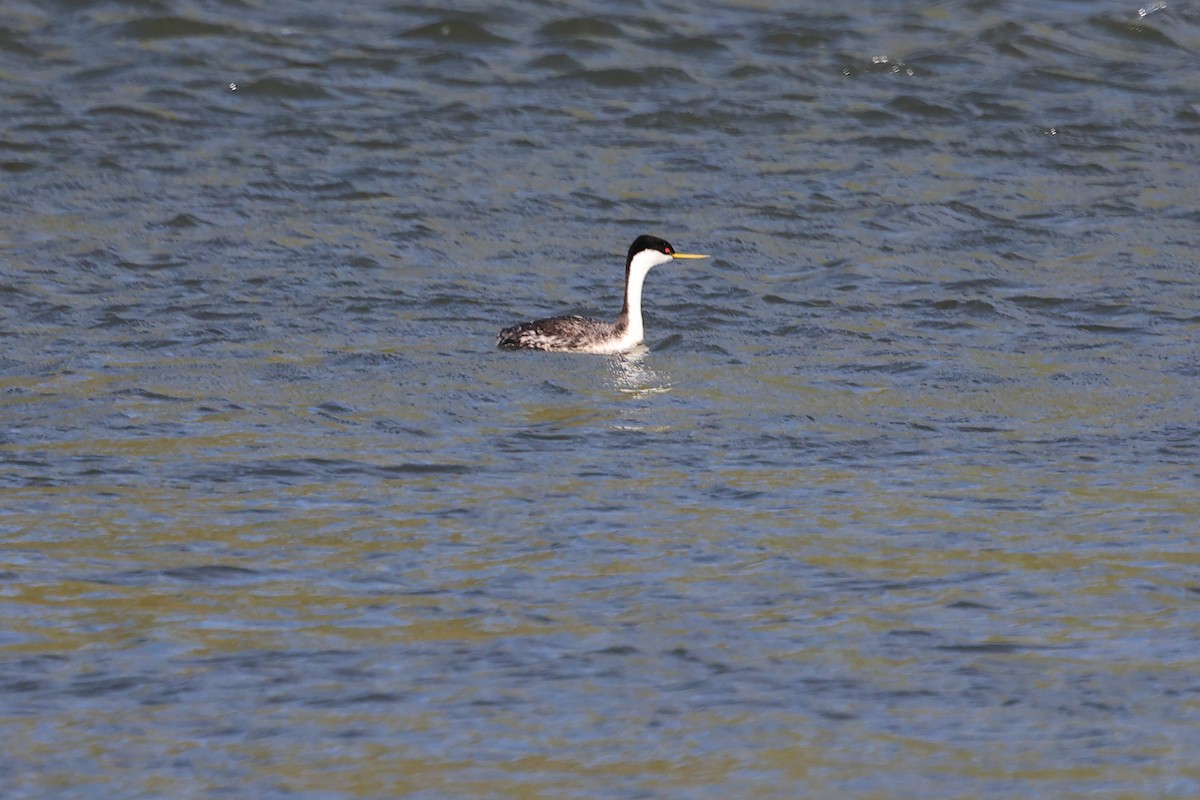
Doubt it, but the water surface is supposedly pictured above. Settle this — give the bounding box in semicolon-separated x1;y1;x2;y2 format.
2;1;1199;797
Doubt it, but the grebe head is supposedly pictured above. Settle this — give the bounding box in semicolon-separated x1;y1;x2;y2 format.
625;235;708;282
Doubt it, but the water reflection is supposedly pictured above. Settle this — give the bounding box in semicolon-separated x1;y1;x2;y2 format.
606;347;672;398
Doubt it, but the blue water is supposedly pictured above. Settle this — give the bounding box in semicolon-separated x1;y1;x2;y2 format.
2;1;1199;797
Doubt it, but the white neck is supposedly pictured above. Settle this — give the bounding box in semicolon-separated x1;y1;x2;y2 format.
577;249;675;354
619;249;673;347
622;262;648;343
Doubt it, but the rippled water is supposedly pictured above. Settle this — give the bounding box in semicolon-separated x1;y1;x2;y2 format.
3;1;1199;797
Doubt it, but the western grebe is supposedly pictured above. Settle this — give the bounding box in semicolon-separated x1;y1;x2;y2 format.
497;234;708;354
